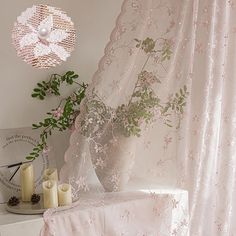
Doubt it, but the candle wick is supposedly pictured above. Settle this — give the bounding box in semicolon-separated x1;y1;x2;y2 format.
47;181;52;188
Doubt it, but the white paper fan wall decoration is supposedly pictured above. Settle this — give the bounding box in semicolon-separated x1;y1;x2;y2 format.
12;5;76;69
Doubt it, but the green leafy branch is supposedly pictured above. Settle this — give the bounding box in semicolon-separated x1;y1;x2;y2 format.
161;85;189;127
31;71;81;100
114;87;161;137
26;72;88;160
80;37;188;139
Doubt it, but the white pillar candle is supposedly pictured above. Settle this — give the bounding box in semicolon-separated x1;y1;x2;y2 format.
43;168;58;182
58;184;72;206
20;163;34;202
43;180;58;208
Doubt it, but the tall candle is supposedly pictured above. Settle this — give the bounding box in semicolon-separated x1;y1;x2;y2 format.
58;184;72;206
20;163;34;202
43;180;58;208
43;168;58;182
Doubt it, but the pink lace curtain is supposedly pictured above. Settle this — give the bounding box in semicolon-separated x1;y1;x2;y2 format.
60;0;236;235
176;0;236;235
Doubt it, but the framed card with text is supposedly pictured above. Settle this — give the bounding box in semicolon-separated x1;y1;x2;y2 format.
0;127;56;203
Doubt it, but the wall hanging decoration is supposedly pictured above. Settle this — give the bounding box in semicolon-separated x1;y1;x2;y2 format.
12;4;76;69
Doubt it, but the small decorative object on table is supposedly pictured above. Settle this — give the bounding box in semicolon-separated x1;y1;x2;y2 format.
6;193;46;215
42;180;58;209
31;194;41;205
58;183;72;206
20;163;35;202
6;183;73;214
8;196;20;206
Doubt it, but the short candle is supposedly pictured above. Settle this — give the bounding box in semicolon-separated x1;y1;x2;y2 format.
58;183;72;206
43;180;58;209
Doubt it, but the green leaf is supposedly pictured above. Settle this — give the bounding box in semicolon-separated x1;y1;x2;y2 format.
72;74;79;79
66;71;74;76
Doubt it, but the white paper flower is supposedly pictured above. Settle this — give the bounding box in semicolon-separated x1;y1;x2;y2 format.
12;5;76;68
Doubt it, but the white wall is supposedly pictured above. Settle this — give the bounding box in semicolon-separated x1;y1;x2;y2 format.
0;0;123;128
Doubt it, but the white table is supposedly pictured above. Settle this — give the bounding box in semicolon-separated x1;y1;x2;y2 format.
42;188;189;236
0;188;189;236
0;204;43;236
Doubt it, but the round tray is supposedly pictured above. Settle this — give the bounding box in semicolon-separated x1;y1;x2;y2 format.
5;194;46;215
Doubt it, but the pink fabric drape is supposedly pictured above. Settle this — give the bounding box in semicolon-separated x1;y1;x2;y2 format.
41;190;189;236
58;0;236;235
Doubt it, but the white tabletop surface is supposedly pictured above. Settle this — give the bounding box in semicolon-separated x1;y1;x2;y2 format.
0;187;188;236
0;186;186;226
0;203;43;226
41;187;189;236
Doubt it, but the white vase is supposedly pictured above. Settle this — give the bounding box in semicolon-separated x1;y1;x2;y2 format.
91;135;137;192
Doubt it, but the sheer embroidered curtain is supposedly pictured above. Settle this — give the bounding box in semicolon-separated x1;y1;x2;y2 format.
60;0;236;235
